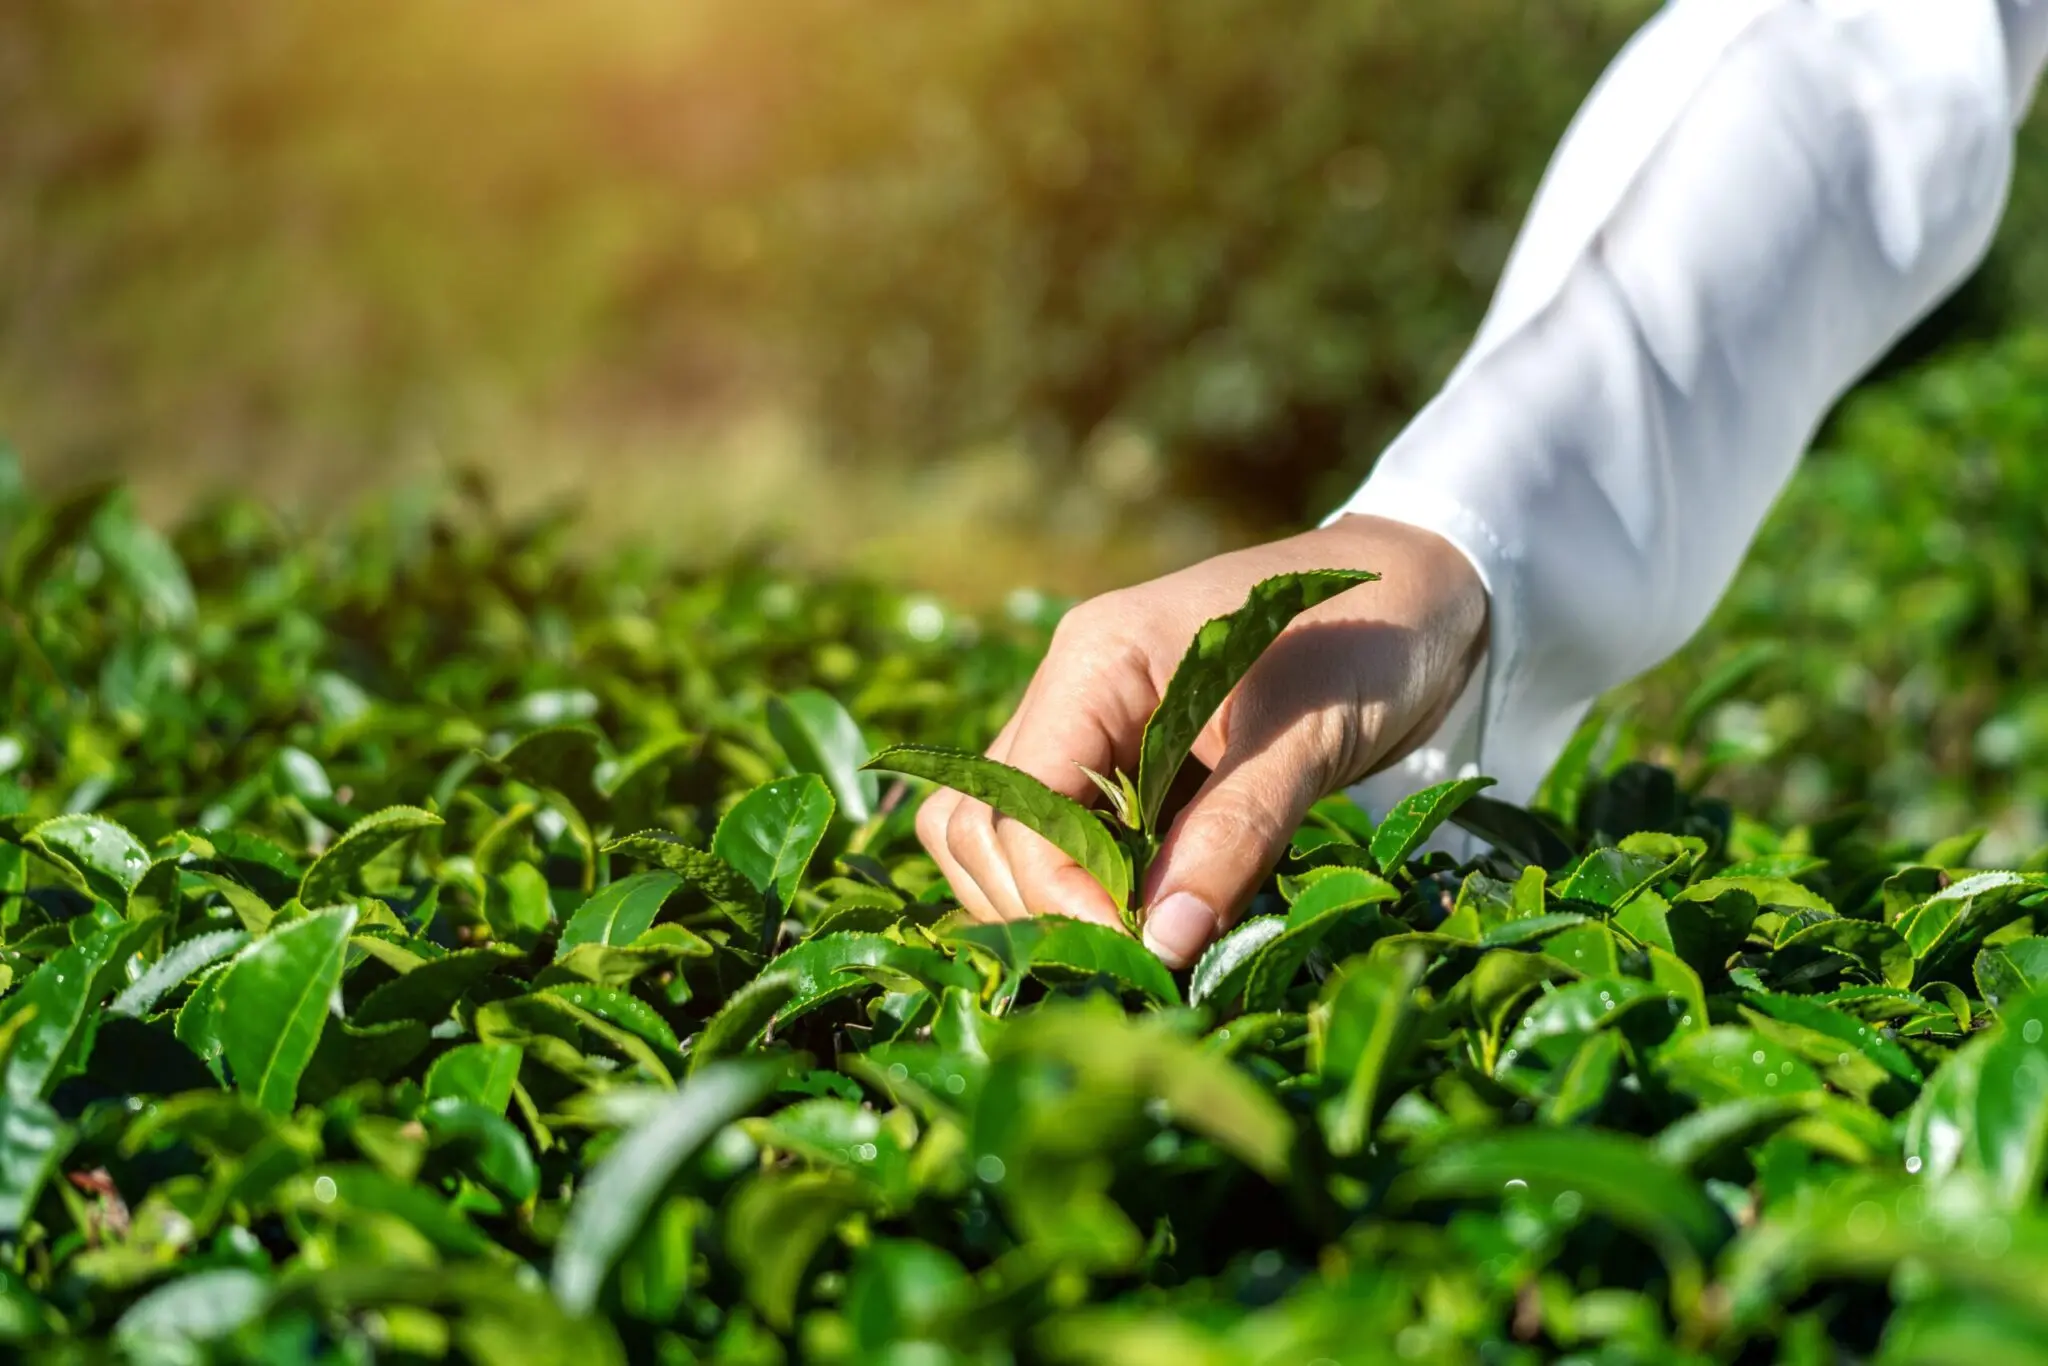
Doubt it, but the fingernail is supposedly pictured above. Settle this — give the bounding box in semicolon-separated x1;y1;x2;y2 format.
1143;891;1220;969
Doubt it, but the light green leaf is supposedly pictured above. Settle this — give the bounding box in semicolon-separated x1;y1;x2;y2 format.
864;745;1130;910
108;929;250;1020
1400;1129;1728;1277
216;906;358;1114
1135;570;1378;834
0;1094;68;1233
24;815;151;908
728;1171;870;1332
1311;949;1424;1155
769;689;879;824
1742;991;1922;1088
1188;916;1287;1009
1906;987;2048;1204
425;1043;523;1114
113;1269;268;1355
1369;777;1497;873
713;774;836;911
299;807;442;907
557;872;683;957
552;1059;786;1313
1026;918;1180;1005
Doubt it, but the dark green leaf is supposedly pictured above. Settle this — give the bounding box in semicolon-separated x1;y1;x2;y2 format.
354;946;516;1027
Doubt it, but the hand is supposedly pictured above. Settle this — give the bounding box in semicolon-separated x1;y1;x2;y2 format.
915;514;1488;968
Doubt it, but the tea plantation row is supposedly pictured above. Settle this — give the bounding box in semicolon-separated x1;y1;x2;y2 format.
4;467;2048;1363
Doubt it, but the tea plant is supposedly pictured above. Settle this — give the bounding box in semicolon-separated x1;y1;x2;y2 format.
5;467;2048;1363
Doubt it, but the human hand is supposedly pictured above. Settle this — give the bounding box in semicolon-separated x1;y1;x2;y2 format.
915;514;1487;968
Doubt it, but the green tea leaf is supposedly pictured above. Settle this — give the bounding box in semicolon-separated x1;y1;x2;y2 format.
557;872;683;956
1312;949;1424;1155
0;1094;68;1233
108;928;251;1020
1244;868;1399;1011
769;689;879;824
728;1171;870;1332
1906;987;2048;1203
23;814;151;908
425;1043;523;1113
691;971;802;1073
603;832;762;929
299;807;443;906
422;1097;540;1204
216;905;358;1114
864;745;1131;910
553;1060;786;1313
1369;777;1496;873
112;1269;268;1356
1777;917;1914;989
1401;1129;1728;1271
1188;915;1287;1009
1027;918;1180;1004
354;946;516;1027
714;774;836;911
1135;570;1378;833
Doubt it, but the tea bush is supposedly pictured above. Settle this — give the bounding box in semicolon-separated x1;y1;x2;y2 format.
8;453;2048;1364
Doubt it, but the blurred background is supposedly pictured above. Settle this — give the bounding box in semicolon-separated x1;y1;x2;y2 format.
9;0;2048;847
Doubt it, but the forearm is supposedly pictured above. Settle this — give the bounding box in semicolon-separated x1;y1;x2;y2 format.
1340;0;2048;806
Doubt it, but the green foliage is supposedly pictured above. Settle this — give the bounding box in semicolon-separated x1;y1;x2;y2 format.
1621;329;2048;855
12;469;2048;1363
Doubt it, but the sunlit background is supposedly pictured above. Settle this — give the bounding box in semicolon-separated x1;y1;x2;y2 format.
11;0;2048;845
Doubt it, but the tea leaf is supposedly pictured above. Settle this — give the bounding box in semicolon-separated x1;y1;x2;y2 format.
865;745;1131;909
216;906;358;1114
1135;570;1377;833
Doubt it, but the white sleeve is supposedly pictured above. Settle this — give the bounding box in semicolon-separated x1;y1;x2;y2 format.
1341;0;2048;817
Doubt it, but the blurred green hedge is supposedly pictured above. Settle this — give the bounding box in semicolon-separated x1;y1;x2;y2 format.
2;0;1655;520
1622;330;2048;859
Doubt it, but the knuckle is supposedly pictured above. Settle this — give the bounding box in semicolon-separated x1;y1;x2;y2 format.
1195;787;1289;854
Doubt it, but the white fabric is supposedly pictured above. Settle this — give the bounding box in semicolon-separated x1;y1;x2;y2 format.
1342;0;2048;819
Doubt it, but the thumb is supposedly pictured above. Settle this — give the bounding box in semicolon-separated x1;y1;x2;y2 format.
1138;729;1330;970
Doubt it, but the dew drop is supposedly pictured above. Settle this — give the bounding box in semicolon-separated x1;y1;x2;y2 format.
1751;1050;1767;1066
1906;1155;1924;1174
2025;1019;2043;1045
975;1154;1006;1184
313;1175;338;1204
1503;1178;1528;1191
1764;1074;1778;1087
